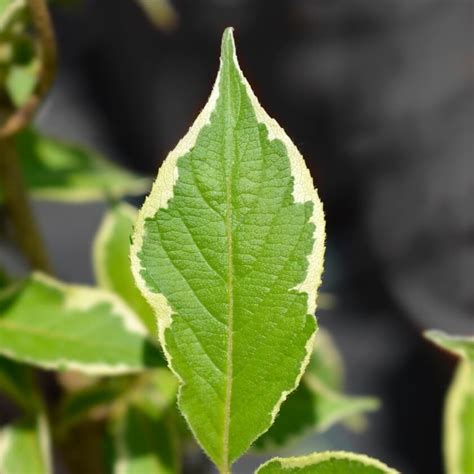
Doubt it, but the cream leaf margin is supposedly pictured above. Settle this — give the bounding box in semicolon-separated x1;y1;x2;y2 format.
255;451;399;473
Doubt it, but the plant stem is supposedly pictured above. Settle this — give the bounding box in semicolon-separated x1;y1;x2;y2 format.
0;138;51;272
0;0;57;138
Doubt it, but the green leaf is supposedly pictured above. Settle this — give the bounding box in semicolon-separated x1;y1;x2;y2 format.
7;128;151;202
0;272;164;374
255;452;399;474
0;356;37;409
94;203;156;334
58;380;127;432
109;404;179;474
443;360;474;474
425;330;474;361
131;28;325;471
254;329;379;449
0;414;52;474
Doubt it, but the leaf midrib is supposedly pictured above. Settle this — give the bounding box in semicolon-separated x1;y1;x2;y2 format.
221;56;236;473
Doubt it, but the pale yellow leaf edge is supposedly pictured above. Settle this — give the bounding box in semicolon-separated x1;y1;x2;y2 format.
93;202;139;291
255;451;399;473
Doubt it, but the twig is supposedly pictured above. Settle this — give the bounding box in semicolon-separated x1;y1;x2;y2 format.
0;138;51;272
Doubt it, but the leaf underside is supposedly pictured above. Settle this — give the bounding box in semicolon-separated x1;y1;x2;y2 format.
256;452;398;474
0;273;163;374
132;28;325;470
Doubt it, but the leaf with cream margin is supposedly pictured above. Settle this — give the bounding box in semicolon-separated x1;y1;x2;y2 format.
256;451;399;474
94;203;156;334
254;329;379;449
0;414;52;474
131;28;325;471
1;128;150;203
0;272;164;374
425;330;474;474
0;356;37;410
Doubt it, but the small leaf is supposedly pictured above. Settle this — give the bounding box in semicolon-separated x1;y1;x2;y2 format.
94;203;156;334
109;404;179;474
131;28;325;470
0;272;164;374
254;329;379;449
135;0;178;32
0;356;37;410
425;330;474;361
0;414;52;474
255;451;399;474
7;128;151;202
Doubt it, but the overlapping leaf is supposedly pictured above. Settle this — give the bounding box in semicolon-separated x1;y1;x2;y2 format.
94;203;156;333
131;28;325;470
256;451;398;474
0;272;164;374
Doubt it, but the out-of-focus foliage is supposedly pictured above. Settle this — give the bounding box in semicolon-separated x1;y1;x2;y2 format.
254;330;379;449
94;203;156;334
3;128;151;202
0;272;164;374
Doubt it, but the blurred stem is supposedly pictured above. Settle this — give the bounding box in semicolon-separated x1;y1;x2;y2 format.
0;138;51;272
0;0;57;138
0;0;56;272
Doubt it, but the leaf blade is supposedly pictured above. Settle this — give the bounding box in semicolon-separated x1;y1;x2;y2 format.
131;28;325;469
0;273;164;374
